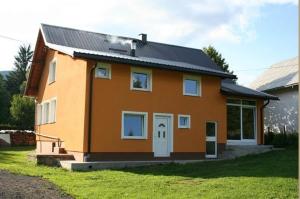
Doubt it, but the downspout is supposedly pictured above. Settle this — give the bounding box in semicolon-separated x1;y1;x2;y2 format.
260;99;270;145
84;64;96;162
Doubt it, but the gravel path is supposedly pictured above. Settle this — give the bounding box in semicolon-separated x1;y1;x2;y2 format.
0;170;73;199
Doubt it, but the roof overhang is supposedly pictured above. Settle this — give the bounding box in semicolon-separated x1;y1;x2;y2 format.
221;83;279;100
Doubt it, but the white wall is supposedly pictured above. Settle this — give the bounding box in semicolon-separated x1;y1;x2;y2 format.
264;86;298;133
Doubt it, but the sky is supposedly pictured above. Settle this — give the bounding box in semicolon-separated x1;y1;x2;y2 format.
0;0;298;86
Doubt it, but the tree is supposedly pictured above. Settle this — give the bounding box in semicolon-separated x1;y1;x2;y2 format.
202;45;236;79
0;74;10;124
10;95;35;130
6;44;33;95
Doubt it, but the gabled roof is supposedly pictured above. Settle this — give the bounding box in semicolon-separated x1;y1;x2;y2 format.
249;57;298;92
40;24;235;79
221;80;279;100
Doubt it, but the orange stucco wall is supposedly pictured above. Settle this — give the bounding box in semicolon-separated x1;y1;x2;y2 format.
35;50;265;157
88;62;227;153
35;50;89;153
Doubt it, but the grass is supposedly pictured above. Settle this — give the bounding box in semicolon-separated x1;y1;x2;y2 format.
0;147;298;199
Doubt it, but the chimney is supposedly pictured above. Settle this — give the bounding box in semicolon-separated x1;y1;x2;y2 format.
130;40;137;56
139;33;147;44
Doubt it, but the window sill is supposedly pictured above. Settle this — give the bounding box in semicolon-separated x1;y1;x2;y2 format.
48;80;56;85
121;136;147;140
183;93;200;97
178;127;190;129
131;88;152;92
95;76;111;79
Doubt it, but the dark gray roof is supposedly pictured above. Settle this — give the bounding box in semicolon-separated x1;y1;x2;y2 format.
40;24;235;79
221;81;279;100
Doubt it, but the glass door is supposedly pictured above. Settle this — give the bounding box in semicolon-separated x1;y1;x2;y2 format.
206;122;217;158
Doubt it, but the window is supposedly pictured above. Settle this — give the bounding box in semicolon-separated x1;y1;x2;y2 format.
183;75;201;96
49;99;57;123
95;63;111;79
39;98;57;125
122;111;147;139
178;115;191;129
227;98;256;141
36;104;42;125
43;102;50;124
130;67;152;91
206;122;217;158
48;59;56;84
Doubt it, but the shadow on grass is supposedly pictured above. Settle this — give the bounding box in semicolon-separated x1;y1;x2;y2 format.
119;149;298;179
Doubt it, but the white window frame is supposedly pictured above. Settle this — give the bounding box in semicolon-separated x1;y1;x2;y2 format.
183;75;201;96
95;62;111;79
178;114;191;129
130;67;152;92
121;111;148;139
36;104;42;125
227;98;257;145
39;97;57;125
205;121;217;158
49;98;57;123
48;58;57;84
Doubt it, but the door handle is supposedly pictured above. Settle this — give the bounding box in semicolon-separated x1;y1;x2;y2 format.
163;131;165;138
158;131;160;138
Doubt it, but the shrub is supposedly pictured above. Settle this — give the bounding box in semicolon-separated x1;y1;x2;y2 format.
10;95;35;130
0;124;18;130
265;131;298;148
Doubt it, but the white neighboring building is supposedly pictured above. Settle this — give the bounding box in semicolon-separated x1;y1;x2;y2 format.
250;57;298;133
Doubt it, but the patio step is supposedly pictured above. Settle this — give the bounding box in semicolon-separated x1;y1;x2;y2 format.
219;145;273;160
36;154;75;167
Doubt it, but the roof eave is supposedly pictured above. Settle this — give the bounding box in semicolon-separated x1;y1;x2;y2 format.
74;52;236;79
220;89;279;100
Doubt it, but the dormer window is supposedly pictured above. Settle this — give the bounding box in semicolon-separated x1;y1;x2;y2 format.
95;63;111;79
48;59;56;84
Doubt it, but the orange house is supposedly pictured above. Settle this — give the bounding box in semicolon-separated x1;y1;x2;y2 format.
25;24;278;162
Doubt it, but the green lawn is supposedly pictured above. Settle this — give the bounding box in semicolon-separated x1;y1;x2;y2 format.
0;147;298;199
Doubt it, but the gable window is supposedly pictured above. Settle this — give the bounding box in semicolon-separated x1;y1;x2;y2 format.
122;111;147;139
130;67;152;91
183;75;201;96
178;115;191;129
95;63;111;79
48;59;56;84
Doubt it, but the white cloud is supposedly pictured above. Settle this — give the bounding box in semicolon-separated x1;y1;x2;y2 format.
0;0;297;70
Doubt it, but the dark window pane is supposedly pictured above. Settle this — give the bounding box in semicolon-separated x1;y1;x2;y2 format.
242;108;255;139
242;100;256;106
180;117;188;126
133;72;148;89
227;99;241;104
96;68;108;77
227;105;241;140
184;79;198;95
124;114;144;137
206;141;215;155
206;122;216;136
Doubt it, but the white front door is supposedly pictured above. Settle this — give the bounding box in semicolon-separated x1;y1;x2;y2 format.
153;116;171;157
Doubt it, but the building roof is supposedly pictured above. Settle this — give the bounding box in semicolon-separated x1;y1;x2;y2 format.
221;81;279;100
25;24;277;100
249;57;298;92
40;24;235;79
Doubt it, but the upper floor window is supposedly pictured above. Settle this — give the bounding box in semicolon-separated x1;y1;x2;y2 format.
183;75;201;96
130;67;152;91
95;63;111;79
48;59;56;84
